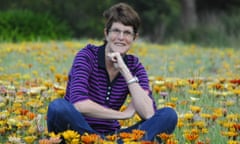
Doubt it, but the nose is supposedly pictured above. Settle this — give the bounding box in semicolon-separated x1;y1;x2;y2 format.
117;32;124;39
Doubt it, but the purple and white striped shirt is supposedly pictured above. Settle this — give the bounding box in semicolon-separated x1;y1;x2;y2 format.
65;44;156;133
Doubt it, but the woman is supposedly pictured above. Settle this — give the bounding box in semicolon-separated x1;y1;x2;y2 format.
47;2;178;143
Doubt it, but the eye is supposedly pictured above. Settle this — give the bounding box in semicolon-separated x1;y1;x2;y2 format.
109;28;134;38
123;31;133;36
111;29;121;34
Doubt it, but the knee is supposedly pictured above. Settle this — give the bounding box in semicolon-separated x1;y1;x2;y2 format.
48;98;68;115
156;107;178;123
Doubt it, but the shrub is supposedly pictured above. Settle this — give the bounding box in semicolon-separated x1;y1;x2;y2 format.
0;9;72;42
172;12;240;48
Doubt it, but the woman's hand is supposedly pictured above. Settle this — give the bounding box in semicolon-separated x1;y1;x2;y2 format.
107;52;126;70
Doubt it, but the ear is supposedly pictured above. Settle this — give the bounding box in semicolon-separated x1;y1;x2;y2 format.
133;33;139;41
104;28;108;37
104;28;109;43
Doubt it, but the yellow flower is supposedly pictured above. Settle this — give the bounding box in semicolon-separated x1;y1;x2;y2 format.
62;130;80;143
49;66;56;73
0;110;9;120
227;114;239;121
201;128;209;134
8;136;22;144
177;118;184;128
222;122;235;128
213;108;224;117
227;140;240;144
188;89;202;95
0;102;5;108
106;134;118;141
193;121;205;129
221;131;238;137
23;135;37;144
38;108;47;114
184;113;194;121
176;79;188;87
232;89;240;95
170;97;178;102
49;132;61;138
190;105;201;113
7;118;18;126
164;102;176;108
28;126;37;134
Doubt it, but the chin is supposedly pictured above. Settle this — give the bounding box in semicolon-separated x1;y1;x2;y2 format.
120;52;127;56
112;49;127;54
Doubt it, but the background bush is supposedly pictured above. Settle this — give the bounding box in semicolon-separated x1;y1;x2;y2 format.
0;0;240;48
0;9;72;42
172;11;240;47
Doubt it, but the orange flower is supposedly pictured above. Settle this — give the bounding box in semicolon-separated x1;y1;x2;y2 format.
38;137;62;144
106;134;118;141
119;132;132;139
233;123;240;131
229;79;240;85
131;129;145;141
20;108;29;115
185;133;199;141
81;133;102;144
157;133;173;142
164;102;176;108
0;127;6;134
195;141;204;144
141;141;158;144
28;64;33;69
119;129;146;141
165;139;178;144
132;129;145;136
211;83;224;90
38;139;50;144
184;129;199;142
27;112;36;120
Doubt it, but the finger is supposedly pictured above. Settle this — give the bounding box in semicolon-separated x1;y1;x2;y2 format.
107;53;118;62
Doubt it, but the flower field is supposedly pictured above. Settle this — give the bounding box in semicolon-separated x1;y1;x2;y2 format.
0;40;240;144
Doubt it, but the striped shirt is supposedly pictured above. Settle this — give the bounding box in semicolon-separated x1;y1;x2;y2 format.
65;44;156;133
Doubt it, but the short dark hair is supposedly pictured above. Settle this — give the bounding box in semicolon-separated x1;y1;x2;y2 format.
103;3;141;34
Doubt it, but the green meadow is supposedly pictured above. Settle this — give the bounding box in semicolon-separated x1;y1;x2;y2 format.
0;40;240;143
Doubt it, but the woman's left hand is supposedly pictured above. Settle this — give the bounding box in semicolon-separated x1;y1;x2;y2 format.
107;52;126;70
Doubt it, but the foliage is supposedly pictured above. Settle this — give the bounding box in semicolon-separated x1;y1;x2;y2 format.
118;0;181;43
0;1;240;46
0;0;114;39
221;11;240;36
0;9;72;42
172;11;240;48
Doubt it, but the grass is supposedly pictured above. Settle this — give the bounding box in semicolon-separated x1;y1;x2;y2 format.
0;40;240;143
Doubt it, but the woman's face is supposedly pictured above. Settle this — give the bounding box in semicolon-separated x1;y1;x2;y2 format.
105;22;137;55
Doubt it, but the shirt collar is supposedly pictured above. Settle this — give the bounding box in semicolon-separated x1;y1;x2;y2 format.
98;45;128;69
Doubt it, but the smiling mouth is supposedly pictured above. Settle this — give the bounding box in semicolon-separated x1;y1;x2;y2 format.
114;42;125;46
